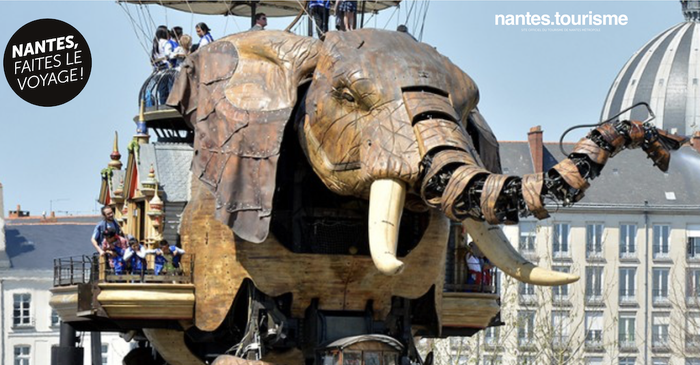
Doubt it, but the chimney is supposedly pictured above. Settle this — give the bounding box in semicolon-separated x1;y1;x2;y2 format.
693;131;700;155
528;126;544;173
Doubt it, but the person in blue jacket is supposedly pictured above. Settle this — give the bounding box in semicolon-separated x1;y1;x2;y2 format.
146;240;186;275
123;237;147;275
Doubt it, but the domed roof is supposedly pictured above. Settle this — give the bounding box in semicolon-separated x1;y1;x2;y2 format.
601;1;700;136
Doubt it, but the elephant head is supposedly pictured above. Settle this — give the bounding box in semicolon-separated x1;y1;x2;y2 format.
168;29;582;286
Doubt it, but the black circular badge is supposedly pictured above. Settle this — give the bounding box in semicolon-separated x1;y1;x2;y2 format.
4;19;92;107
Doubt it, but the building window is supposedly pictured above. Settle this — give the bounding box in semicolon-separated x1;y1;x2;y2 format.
653;224;671;259
448;337;465;354
13;294;31;327
14;345;30;365
482;355;502;365
585;358;603;365
688;269;700;305
652;313;670;350
652;359;669;365
653;268;670;305
551;310;570;348
101;344;109;365
585;266;603;304
586;223;604;259
552;266;570;304
688;359;700;365
619;268;636;304
51;309;60;327
620;224;637;259
687;313;700;352
519;282;536;305
688;225;700;261
585;311;603;349
553;223;570;259
518;356;535;365
619;358;636;365
483;326;499;348
518;311;535;348
619;314;636;350
519;221;537;253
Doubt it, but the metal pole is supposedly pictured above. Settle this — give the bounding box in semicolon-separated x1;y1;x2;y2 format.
644;202;649;365
250;2;257;28
52;322;83;365
360;0;366;29
91;332;102;365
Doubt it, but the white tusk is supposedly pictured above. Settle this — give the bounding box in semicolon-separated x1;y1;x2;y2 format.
462;219;579;286
368;178;407;276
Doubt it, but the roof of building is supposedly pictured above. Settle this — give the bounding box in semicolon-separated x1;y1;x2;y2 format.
500;141;700;209
3;216;99;270
136;142;193;202
601;2;700;136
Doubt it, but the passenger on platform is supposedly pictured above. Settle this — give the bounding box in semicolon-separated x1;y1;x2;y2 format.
151;25;171;70
167;27;182;67
146;240;185;275
250;13;268;31
101;227;128;275
309;0;331;38
481;256;493;287
465;242;482;286
335;0;357;31
171;34;191;69
91;206;122;255
195;22;214;49
123;237;147;275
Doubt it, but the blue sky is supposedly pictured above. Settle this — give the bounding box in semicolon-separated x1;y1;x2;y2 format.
0;1;684;215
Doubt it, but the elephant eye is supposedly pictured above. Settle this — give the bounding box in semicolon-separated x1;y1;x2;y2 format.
341;91;356;103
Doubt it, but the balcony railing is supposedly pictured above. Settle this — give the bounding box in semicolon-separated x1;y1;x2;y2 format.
53;254;194;287
585;294;604;306
618;336;636;351
620;251;637;260
139;67;179;111
551;336;570;349
652;336;670;352
687;335;700;352
443;268;499;294
53;255;94;286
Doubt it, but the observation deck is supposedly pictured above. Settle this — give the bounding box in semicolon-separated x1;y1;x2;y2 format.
49;255;194;330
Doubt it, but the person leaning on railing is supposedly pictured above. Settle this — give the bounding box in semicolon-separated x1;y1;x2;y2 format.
91;206;122;256
123;236;147;276
102;228;128;275
145;239;186;275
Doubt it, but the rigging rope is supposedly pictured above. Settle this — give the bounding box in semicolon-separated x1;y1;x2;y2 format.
418;0;430;41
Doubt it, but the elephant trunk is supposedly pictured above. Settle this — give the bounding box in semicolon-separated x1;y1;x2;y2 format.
406;91;578;285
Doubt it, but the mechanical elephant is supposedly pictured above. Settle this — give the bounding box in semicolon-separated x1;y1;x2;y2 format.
167;29;684;328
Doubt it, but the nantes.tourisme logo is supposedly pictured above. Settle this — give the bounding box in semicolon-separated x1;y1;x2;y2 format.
3;19;92;107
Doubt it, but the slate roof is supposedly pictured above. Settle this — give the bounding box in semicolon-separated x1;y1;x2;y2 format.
3;217;99;270
136;142;193;202
500;142;700;209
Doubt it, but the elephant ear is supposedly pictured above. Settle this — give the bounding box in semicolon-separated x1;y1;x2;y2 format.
168;31;321;243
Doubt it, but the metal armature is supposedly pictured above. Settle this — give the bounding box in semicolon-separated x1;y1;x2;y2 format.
419;117;687;225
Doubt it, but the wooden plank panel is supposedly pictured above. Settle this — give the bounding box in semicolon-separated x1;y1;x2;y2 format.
441;292;500;329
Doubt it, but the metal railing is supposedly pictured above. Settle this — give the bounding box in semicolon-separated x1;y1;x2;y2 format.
53;255;95;286
53;254;194;287
444;267;499;294
138;67;179;111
